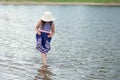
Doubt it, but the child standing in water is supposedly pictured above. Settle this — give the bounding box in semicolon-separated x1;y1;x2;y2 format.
35;11;55;65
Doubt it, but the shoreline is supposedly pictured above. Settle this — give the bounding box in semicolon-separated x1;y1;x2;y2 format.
0;1;120;6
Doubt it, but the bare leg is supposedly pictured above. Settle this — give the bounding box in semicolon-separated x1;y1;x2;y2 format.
41;53;47;65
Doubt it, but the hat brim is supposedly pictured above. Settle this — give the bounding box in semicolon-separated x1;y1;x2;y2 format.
41;17;55;22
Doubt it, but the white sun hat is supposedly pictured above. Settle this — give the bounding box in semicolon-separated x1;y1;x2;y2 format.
41;11;55;22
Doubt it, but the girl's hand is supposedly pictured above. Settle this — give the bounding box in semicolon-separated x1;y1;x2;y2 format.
48;34;53;38
37;31;41;35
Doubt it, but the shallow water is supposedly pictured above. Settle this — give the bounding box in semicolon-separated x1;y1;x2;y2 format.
0;5;120;80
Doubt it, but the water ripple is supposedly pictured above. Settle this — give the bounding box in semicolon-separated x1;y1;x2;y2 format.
0;5;120;80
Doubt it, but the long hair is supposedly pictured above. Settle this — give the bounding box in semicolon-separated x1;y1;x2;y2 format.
41;20;53;29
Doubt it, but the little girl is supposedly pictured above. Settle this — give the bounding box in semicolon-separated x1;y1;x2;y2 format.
35;11;55;65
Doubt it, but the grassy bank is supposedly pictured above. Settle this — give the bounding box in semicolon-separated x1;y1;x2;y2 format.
0;0;120;3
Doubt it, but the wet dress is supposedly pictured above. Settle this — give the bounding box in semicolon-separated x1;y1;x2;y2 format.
36;22;52;54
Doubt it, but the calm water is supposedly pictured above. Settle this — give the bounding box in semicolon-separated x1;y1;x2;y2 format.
0;5;120;80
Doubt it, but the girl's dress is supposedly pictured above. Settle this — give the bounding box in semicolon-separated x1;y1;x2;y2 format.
36;22;52;54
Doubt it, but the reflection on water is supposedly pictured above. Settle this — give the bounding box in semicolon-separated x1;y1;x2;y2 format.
35;65;53;80
0;5;120;80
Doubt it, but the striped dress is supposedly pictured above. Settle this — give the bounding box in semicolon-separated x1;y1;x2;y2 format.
36;22;52;54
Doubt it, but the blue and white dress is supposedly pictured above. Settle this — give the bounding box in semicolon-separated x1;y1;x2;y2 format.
36;22;52;54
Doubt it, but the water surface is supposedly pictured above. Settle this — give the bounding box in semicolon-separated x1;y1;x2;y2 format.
0;5;120;80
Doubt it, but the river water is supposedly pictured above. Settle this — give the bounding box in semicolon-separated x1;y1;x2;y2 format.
0;4;120;80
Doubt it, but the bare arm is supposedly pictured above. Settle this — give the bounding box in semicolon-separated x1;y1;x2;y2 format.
48;23;55;38
35;20;41;35
51;23;55;36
